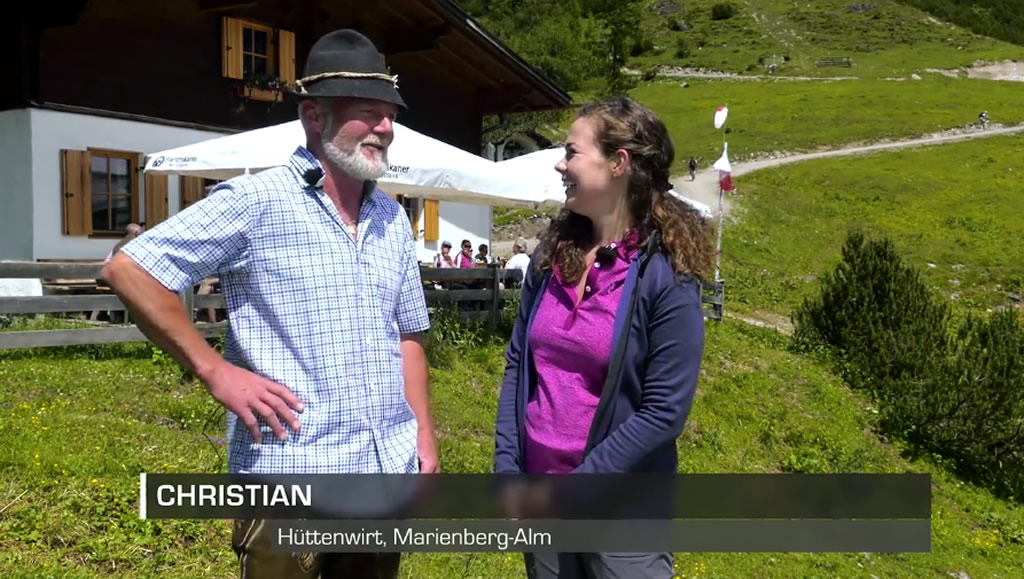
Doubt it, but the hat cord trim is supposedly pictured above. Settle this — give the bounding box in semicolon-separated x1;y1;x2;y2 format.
293;71;399;93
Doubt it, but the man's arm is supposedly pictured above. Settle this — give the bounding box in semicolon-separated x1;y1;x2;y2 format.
401;333;437;473
104;253;222;379
395;227;436;472
102;184;303;443
103;255;303;443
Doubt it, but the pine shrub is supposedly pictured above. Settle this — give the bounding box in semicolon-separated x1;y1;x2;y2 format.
793;230;1024;501
792;231;950;392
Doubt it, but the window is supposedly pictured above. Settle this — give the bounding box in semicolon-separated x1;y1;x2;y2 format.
388;195;438;241
242;22;274;77
397;195;420;240
222;17;296;102
60;148;141;237
90;152;136;233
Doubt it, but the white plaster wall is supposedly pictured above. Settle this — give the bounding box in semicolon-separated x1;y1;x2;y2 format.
0;110;35;260
414;200;492;264
27;108;494;263
29;109;230;260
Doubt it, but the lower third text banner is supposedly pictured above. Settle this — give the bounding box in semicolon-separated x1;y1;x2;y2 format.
140;473;930;521
264;520;930;553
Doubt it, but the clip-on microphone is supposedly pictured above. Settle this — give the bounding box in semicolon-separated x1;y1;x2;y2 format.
595;243;618;266
303;168;325;188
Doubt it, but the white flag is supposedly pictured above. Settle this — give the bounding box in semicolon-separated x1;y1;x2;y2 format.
714;106;729;129
713;143;732;173
713;143;735;192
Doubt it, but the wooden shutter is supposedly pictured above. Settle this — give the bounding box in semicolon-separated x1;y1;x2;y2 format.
60;149;92;236
145;173;169;225
222;17;244;79
278;29;296;87
179;176;205;210
423;199;439;241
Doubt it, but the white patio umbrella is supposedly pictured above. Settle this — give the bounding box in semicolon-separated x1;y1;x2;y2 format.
496;148;714;218
144;120;544;208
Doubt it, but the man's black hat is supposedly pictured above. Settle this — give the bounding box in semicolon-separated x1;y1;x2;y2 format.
289;29;406;109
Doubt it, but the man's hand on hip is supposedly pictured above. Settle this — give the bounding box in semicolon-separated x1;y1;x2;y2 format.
203;361;304;443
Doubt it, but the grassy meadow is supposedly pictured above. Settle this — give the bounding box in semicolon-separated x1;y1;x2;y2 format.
539;75;1024;177
4;316;1024;577
721;131;1024;317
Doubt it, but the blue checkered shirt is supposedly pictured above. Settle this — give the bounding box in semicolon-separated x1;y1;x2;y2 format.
122;147;430;474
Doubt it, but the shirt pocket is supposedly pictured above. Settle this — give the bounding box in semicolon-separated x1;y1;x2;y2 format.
363;253;404;316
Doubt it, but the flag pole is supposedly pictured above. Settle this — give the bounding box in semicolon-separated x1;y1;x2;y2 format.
715;107;727;282
715;185;724;281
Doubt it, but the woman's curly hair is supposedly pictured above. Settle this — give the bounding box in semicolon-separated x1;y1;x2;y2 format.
535;97;716;283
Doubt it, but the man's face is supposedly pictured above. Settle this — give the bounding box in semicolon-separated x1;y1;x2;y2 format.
319;98;398;180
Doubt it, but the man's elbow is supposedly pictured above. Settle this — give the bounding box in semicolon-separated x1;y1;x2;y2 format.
100;253;132;287
101;253;155;295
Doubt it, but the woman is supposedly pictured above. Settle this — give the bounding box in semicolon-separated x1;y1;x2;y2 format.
494;97;714;578
457;239;475;268
434;240;455;268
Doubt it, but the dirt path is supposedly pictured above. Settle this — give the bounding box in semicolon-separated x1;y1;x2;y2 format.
672;124;1024;218
493;123;1024;294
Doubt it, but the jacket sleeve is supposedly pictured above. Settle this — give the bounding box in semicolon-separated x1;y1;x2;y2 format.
572;275;705;474
494;253;543;473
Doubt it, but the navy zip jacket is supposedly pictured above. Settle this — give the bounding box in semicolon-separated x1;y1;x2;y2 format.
494;241;705;474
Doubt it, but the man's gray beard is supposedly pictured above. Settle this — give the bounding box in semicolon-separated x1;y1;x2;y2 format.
322;139;387;181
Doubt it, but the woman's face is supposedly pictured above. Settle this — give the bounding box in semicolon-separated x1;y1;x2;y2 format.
461;242;473;256
556;117;622;220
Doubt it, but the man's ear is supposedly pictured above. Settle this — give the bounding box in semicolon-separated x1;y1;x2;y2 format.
299;100;324;134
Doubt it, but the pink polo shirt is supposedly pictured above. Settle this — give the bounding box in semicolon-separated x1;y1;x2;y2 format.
523;232;640;474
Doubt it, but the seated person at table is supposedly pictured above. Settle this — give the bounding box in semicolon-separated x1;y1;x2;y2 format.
475;244;492;265
457;240;474;268
433;240;455;268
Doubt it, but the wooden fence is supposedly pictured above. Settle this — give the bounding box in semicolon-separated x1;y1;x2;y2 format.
0;261;723;350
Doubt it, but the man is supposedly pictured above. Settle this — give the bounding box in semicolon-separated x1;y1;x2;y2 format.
502;238;531;289
102;29;435;578
474;243;491;264
504;238;530;276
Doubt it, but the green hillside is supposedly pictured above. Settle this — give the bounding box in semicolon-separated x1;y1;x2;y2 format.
630;0;1024;77
898;0;1024;47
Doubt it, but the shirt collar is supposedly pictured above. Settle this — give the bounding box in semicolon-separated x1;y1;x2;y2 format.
288;146;379;205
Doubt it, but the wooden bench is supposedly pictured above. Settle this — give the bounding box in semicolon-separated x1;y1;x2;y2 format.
816;56;852;68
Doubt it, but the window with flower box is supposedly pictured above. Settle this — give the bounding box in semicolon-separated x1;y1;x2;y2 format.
222;17;296;102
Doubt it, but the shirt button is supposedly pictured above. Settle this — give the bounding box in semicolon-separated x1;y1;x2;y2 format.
585;285;592;293
594;262;601;269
